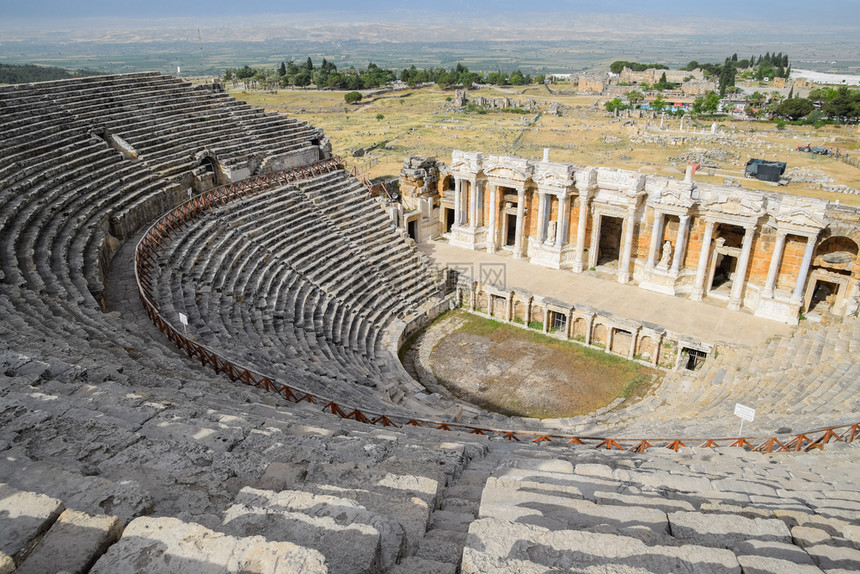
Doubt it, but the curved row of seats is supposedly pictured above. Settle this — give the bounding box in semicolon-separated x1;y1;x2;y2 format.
1;73;857;572
147;169;443;413
558;317;860;439
0;72;323;184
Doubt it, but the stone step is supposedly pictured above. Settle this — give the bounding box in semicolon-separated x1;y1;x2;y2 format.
16;509;123;574
0;483;64;566
90;516;327;574
229;486;402;573
462;517;741;573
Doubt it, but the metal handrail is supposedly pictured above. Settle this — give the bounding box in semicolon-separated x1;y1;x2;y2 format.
134;159;858;454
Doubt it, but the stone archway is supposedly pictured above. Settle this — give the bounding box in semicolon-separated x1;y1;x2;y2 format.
804;235;859;315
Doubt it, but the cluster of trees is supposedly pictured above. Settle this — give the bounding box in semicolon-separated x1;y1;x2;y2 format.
683;53;792;96
0;63;98;84
225;59;539;90
225;59;395;90
771;87;859;123
609;61;669;74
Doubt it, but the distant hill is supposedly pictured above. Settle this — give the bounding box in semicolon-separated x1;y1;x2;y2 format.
0;63;100;85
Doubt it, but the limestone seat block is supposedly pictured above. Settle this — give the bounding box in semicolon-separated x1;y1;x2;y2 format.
90;516;328;574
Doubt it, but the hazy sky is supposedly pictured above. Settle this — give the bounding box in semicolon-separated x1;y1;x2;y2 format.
3;0;858;25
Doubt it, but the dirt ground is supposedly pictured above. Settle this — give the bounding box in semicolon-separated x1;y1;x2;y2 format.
427;311;659;419
233;83;860;206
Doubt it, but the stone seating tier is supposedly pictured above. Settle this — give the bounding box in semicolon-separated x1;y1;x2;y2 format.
147;169;442;412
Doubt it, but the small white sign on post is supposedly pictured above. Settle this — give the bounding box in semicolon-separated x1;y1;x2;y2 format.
734;403;755;435
178;312;188;334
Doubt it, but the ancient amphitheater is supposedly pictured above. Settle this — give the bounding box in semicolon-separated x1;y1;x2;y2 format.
0;72;857;573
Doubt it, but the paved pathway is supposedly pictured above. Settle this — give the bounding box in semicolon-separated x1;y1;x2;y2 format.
418;240;793;347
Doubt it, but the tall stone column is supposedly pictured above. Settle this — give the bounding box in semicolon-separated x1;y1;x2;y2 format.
513;187;526;259
628;328;639;360
543;305;550;333
487;186;498;253
573;193;590;272
454;178;462;225
536;191;548;242
557;193;570;247
690;220;715;301
618;204;637;284
670;214;691;273
728;225;756;311
762;230;788;298
588;212;601;269
468;180;477;229
646;210;664;269
791;235;817;304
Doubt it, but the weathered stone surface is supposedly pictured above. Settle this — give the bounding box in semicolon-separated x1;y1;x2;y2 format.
232;486;403;572
736;555;823;574
629;470;714;493
481;478;668;537
390;556;457;574
462;517;740;573
223;495;380;574
16;509;123;574
90;516;327;574
0;553;13;574
793;525;832;548
0;483;64;561
805;543;860;573
416;529;467;564
573;463;614;479
733;539;818;564
668;511;791;548
594;491;695;513
844;524;860;549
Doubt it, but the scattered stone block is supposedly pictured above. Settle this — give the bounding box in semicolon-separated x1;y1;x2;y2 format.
0;483;64;562
16;509;123;574
793;525;832;548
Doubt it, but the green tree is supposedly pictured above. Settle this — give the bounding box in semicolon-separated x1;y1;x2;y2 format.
626;90;645;105
823;87;860;122
344;91;362;104
748;91;767;107
604;97;625;112
376;113;384;121
651;94;667;111
278;62;286;77
777;98;814;120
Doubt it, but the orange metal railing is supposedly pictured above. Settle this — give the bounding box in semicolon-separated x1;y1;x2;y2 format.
134;159;858;454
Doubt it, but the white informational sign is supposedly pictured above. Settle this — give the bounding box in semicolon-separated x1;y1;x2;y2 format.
734;403;755;436
179;313;188;326
734;403;755;422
